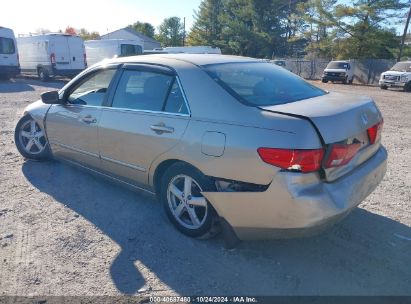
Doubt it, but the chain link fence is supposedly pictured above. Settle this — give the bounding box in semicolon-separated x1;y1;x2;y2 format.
282;59;397;85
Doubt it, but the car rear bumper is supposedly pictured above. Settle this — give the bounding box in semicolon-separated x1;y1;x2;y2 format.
52;68;84;78
203;146;387;240
0;65;20;77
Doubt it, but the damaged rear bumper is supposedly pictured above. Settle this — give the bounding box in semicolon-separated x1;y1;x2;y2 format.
202;147;387;240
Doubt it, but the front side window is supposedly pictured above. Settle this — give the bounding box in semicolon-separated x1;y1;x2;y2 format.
0;37;16;54
67;69;117;106
204;62;326;106
111;69;188;114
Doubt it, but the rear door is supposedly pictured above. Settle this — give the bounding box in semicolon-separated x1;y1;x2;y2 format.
67;36;85;70
46;66;119;168
98;64;190;187
52;35;71;70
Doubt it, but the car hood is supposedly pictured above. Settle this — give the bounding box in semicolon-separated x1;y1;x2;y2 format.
381;71;409;76
260;92;382;144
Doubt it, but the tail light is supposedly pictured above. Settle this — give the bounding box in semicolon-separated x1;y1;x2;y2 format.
324;143;361;168
257;148;324;173
367;121;383;145
50;53;56;65
83;53;87;67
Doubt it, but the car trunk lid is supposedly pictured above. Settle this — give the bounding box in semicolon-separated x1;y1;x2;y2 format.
260;92;383;181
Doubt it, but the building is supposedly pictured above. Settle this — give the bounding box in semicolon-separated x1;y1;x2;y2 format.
101;27;161;50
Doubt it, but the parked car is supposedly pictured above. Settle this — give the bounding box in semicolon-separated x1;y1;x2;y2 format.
379;61;411;92
14;54;387;241
272;59;286;67
0;26;20;80
17;33;86;81
85;39;143;66
322;60;354;84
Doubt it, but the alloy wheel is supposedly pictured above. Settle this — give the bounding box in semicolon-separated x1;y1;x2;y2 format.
18;119;47;155
167;174;208;230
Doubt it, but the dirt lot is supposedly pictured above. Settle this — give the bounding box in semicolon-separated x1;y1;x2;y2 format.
0;78;410;297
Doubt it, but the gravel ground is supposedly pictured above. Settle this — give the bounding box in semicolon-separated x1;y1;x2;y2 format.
0;78;410;297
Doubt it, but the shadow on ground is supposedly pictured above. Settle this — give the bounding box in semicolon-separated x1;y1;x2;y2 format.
22;160;411;296
0;78;65;93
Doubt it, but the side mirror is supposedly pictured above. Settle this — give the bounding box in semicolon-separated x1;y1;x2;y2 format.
41;91;63;104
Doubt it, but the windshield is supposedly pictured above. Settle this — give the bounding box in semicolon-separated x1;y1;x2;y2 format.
120;44;143;57
390;62;411;72
203;62;326;106
326;62;350;69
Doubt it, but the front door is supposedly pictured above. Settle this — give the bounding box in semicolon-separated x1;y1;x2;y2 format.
98;65;190;187
46;67;118;168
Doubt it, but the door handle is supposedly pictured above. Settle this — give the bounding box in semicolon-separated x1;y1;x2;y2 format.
81;115;97;124
150;123;174;134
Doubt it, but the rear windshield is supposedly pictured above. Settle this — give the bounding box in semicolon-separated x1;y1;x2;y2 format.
0;37;15;54
326;62;350;69
121;44;143;57
203;62;326;106
390;62;411;72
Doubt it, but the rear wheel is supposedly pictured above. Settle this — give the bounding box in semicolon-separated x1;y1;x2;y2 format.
404;81;411;92
14;115;50;160
322;79;328;83
380;85;388;90
160;163;218;238
38;68;49;82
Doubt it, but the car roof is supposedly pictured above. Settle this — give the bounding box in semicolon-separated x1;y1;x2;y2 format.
110;54;260;67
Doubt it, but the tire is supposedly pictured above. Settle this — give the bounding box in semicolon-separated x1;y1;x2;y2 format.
343;76;348;84
14;115;50;160
348;78;353;84
380;85;388;90
160;162;218;238
38;68;49;82
322;79;328;83
404;81;411;92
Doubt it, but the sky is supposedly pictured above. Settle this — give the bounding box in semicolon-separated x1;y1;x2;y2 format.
0;0;203;36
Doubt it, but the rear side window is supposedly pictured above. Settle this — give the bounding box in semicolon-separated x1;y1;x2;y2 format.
120;44;143;57
0;37;15;54
204;62;326;106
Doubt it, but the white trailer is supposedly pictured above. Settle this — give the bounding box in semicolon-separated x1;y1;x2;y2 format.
0;26;20;79
85;39;143;66
159;46;222;54
17;34;86;81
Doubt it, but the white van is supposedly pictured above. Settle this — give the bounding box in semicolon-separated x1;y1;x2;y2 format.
85;39;143;66
154;46;222;54
322;60;354;84
17;34;86;81
0;26;20;79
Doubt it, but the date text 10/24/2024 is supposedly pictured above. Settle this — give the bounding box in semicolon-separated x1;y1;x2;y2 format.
149;296;258;303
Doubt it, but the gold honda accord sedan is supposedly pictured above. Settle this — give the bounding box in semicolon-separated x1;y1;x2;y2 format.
14;54;387;240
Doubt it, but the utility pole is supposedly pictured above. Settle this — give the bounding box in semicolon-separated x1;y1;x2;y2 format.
398;3;411;61
183;17;186;46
